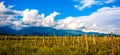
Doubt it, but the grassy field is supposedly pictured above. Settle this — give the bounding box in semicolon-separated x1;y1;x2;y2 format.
0;34;120;55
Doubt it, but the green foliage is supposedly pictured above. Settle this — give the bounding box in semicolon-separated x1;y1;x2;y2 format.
0;35;120;55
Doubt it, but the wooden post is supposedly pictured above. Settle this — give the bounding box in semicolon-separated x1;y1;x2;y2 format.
77;36;80;47
81;35;84;48
53;34;57;47
42;36;45;47
111;32;114;55
85;34;89;52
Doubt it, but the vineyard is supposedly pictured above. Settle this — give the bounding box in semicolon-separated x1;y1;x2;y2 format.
0;34;120;55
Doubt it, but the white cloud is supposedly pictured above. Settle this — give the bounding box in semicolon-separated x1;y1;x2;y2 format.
22;9;39;23
13;9;60;29
0;1;60;29
74;0;96;10
55;16;84;30
8;5;15;9
105;0;115;3
0;1;120;35
41;11;60;26
0;1;21;26
20;9;60;27
55;7;120;34
0;1;8;12
74;0;115;10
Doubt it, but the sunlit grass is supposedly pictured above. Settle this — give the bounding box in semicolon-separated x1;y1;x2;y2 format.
0;35;120;55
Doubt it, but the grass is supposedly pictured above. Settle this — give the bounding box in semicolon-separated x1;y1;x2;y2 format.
0;35;120;55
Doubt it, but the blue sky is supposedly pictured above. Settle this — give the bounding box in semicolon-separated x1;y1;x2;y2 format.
0;0;120;34
1;0;80;20
1;0;120;20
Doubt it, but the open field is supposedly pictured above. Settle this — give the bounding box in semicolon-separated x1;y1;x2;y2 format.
0;35;120;55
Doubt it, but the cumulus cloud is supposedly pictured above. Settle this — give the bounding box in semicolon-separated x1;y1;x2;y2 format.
19;9;60;27
22;9;40;23
74;0;115;10
0;1;20;15
0;1;60;29
0;1;21;26
0;1;120;35
0;1;8;12
13;10;60;29
55;7;120;34
41;11;60;26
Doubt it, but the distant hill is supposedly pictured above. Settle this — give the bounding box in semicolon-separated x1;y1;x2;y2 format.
0;26;17;35
0;26;119;36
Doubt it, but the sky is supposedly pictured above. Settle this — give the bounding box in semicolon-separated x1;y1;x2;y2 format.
0;0;120;35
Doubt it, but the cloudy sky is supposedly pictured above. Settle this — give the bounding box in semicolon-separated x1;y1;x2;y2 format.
0;0;120;35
